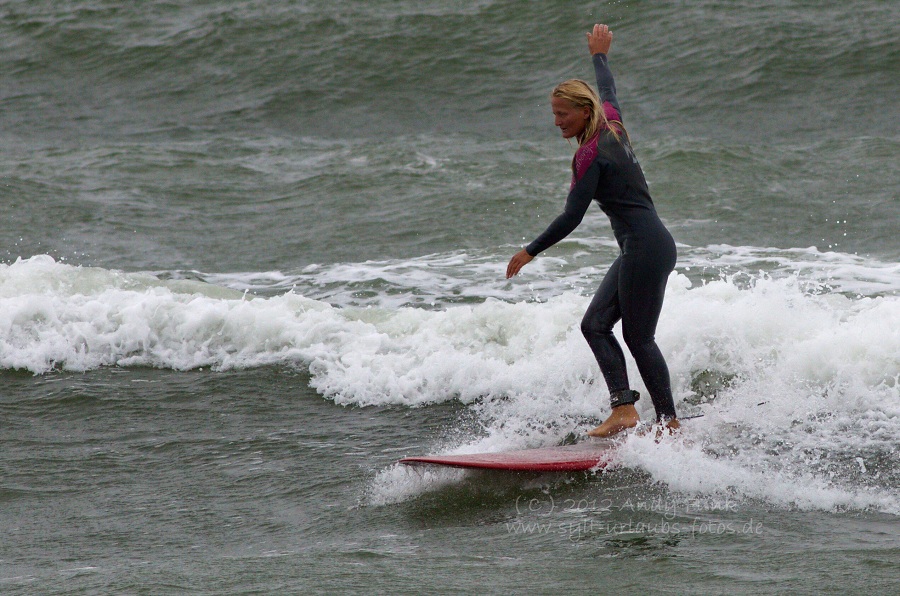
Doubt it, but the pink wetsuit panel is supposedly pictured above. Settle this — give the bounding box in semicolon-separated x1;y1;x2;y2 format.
570;102;621;189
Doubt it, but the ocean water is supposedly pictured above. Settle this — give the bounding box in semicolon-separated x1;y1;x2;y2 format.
1;0;898;593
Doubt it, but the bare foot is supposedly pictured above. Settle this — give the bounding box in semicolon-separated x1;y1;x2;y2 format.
641;418;680;441
587;404;640;437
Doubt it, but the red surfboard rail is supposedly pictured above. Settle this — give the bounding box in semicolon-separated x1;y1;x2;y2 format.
399;440;618;472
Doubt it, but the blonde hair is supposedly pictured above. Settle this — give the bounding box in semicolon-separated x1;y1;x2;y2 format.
551;79;625;146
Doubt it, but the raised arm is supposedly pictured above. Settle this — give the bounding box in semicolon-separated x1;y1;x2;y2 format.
587;24;622;119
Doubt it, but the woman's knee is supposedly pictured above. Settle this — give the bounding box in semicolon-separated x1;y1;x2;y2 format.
622;328;654;355
581;312;614;339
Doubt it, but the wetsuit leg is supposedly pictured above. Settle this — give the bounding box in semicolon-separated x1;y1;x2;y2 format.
581;225;678;421
618;248;677;421
581;256;630;394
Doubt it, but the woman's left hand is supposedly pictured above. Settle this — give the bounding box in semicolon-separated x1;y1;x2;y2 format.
506;249;534;279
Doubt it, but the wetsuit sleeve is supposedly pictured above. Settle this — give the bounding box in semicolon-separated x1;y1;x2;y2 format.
525;161;601;256
593;53;622;120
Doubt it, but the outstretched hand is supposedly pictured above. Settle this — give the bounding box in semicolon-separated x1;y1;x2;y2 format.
506;249;534;279
586;23;613;55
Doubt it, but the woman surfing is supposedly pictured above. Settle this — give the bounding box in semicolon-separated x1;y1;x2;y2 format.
506;24;680;437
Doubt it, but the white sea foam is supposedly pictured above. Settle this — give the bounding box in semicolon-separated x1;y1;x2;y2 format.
188;242;900;310
689;244;900;296
3;254;898;513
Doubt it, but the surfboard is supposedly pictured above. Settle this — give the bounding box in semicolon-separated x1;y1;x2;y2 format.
399;439;617;472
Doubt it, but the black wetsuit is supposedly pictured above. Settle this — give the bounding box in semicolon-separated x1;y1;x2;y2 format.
525;53;677;421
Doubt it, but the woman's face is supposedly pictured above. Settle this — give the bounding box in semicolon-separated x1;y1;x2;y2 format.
551;97;590;139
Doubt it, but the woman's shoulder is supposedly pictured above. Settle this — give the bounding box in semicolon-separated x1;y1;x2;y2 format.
602;101;620;123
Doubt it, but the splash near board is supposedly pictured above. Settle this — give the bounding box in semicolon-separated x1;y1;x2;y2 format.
399;439;617;472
